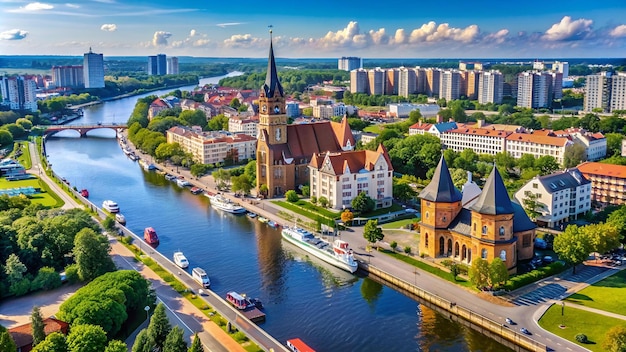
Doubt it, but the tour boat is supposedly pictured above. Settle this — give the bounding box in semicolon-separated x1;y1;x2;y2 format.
281;226;358;273
143;227;159;245
206;194;246;214
225;291;263;310
115;213;126;225
102;200;120;213
173;251;189;268
79;189;89;198
287;338;316;352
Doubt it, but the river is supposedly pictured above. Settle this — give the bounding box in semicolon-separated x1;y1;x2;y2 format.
45;72;512;352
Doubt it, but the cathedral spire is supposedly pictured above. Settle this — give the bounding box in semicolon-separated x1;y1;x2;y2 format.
262;27;284;98
419;155;462;203
470;165;514;215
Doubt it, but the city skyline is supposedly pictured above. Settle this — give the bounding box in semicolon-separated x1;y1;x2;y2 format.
0;0;625;58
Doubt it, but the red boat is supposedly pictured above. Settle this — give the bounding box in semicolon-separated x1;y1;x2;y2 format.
80;189;89;198
287;338;315;352
143;227;159;245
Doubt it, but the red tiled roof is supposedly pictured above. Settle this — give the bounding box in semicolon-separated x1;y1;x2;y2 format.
310;146;392;175
446;127;512;138
409;122;433;130
9;318;69;349
578;162;626;179
506;133;569;147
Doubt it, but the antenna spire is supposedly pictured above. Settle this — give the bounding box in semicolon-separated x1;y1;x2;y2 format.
268;25;273;40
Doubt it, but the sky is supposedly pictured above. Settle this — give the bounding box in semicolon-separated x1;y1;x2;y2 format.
1;0;626;58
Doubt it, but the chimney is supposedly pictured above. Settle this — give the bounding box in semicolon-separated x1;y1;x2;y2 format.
477;119;484;128
418;119;422;127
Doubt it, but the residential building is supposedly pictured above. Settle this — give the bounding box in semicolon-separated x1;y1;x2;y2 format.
478;70;503;104
286;102;300;117
52;65;84;88
359;132;378;145
577;162;626;206
9;318;69;352
418;156;536;273
611;73;626;112
409;121;457;138
83;48;105;88
308;144;393;210
459;61;484;71
514;169;591;228
398;67;416;98
439;70;462;101
350;68;368;94
0;76;38;112
228;116;258;138
461;70;480;100
516;71;553;109
368;68;386;95
505;132;573;165
550;72;563;99
386;68;400;95
338;57;361;71
388;103;439;118
552;128;607;161
167;126;256;165
148;98;171;120
256;38;356;198
312;103;352;119
425;68;442;97
148;54;167;75
440;126;511;155
584;72;613;112
166;56;179;74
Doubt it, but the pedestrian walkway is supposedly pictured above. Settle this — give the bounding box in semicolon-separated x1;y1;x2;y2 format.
563;301;626;321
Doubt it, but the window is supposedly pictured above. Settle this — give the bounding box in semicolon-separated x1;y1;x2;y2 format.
442;216;447;222
481;248;487;259
522;234;531;247
473;223;476;231
425;212;429;219
482;225;487;235
499;226;505;236
425;233;429;248
500;250;506;261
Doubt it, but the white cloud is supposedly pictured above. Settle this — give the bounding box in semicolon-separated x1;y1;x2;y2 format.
100;24;117;32
189;29;196;37
152;31;172;46
24;2;53;10
542;16;593;41
0;29;29;40
409;22;480;43
484;29;509;44
65;3;79;8
216;22;243;28
222;34;265;49
610;25;626;38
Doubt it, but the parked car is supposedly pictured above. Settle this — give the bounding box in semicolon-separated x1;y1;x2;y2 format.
543;256;554;264
534;238;547;249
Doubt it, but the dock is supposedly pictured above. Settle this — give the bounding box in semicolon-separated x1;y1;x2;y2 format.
242;307;266;323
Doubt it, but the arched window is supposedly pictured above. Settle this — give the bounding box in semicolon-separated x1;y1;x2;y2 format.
481;248;488;259
482;225;488;235
499;226;505;236
425;212;429;219
439;237;445;256
425;233;429;248
454;242;459;257
473;223;476;231
500;250;507;261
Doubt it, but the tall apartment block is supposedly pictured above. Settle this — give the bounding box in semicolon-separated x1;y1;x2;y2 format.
461;70;480;100
166;57;179;75
0;76;38;112
83;48;105;89
517;71;553;108
439;70;461;101
425;68;441;97
368;68;386;95
338;57;361;71
584;72;626;113
350;68;368;94
478;71;503;104
386;68;400;96
52;65;84;88
398;67;416;98
148;54;167;75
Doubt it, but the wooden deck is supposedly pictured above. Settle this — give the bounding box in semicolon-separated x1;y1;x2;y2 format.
242;307;266;323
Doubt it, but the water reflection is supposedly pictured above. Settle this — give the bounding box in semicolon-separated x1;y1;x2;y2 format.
360;277;384;308
255;223;286;303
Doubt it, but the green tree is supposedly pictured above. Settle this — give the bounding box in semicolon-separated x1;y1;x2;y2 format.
392;178;417;202
301;185;310;197
132;329;153;352
285;190;299;202
32;332;67;352
163;326;187;352
535;155;560;175
488;258;508;288
0;129;13;146
587;222;621;256
31;306;46;347
74;228;115;282
607;205;626;244
188;334;204;352
603;325;626;352
521;192;542;221
351;192;375;214
363;219;384;245
554;225;591;274
563;144;587;168
206;115;229;131
147;303;171;351
318;196;328;208
469;257;490;289
105;340;128;352
231;174;253;195
5;253;27;283
0;328;17;352
67;324;108;352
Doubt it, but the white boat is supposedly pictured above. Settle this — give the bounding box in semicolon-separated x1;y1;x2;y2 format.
102;200;120;213
246;212;257;218
173;251;189;268
281;226;358;273
206;194;246;214
176;178;191;187
115;213;126;225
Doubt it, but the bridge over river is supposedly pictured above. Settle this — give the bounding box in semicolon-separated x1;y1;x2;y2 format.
41;124;128;137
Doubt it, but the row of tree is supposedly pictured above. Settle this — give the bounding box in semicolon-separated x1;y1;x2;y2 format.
218;69;350;95
131;303;204;352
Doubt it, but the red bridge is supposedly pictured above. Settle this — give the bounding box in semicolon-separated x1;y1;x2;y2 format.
42;124;128;137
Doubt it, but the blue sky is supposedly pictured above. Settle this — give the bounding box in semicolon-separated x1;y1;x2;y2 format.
1;0;625;58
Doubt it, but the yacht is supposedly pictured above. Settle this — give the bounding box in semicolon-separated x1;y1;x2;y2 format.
173;251;189;268
206;193;246;214
102;200;120;213
281;226;358;273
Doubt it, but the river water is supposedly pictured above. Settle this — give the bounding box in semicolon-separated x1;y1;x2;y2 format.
45;73;511;352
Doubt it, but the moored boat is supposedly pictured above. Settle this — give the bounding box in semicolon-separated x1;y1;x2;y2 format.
246;212;257;218
225;291;263;310
143;227;159;245
115;213;126;225
190;187;203;195
268;220;279;228
176;178;191;187
102;200;120;213
287;338;316;352
165;174;177;181
80;189;89;198
207;194;246;214
173;251;189;268
281;226;358;273
258;216;269;223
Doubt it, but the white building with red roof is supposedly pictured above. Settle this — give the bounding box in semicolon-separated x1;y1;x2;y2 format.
166;126;256;165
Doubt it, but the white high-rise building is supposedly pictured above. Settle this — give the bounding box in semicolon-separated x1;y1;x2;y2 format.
0;76;38;112
52;65;84;88
439;70;461;101
350;68;368;94
398;67;416;98
610;73;626;112
166;57;179;75
517;71;552;108
83;48;105;88
478;71;503;104
583;72;626;113
338;57;361;71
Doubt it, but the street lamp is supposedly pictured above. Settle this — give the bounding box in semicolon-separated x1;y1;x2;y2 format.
144;305;150;322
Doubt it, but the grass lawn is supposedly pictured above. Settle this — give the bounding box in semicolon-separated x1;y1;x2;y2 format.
273;200;335;225
538;304;625;351
0;177;63;207
12;141;32;169
381;217;418;229
363;125;383;134
565;270;626;316
293;200;341;218
361;203;404;217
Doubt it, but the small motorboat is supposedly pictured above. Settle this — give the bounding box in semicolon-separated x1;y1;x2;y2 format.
143;227;159;245
165;174;177;181
246;212;258;218
190;187;203;195
177;178;191;187
115;213;126;225
225;291;263;310
79;189;89;198
173;251;189;268
258;217;269;224
287;338;316;352
268;220;279;228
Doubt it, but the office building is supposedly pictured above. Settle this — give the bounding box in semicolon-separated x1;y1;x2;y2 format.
338;57;361;71
52;65;84;88
166;57;179;75
516;71;553;109
350;68;368;94
148;54;167;75
0;76;38;112
478;71;503;104
83;48;105;89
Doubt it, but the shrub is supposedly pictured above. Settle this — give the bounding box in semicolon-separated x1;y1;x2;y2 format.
404;246;412;254
30;267;62;291
64;264;80;283
390;241;398;251
285;190;299;202
575;334;588;343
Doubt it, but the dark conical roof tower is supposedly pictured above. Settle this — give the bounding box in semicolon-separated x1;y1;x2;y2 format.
471;165;514;215
262;30;284;98
419;155;462;203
